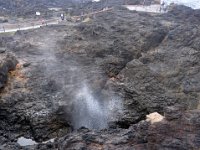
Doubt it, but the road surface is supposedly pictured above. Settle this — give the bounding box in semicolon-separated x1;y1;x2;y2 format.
0;20;59;34
0;5;161;34
0;8;114;34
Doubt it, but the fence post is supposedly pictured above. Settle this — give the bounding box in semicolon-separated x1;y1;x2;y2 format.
3;26;5;32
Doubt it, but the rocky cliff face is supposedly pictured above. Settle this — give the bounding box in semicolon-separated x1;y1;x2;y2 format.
0;5;200;150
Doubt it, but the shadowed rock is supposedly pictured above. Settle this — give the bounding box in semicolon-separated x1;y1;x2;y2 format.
0;53;18;88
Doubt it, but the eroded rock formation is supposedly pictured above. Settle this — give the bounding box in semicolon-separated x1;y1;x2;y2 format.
0;5;200;150
0;52;17;88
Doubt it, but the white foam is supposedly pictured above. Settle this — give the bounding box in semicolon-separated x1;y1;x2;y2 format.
17;137;37;146
17;137;55;146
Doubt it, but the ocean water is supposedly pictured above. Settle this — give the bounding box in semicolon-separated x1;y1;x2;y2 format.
165;0;200;9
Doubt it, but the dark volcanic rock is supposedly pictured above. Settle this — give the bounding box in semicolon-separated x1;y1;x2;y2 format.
148;109;200;150
0;53;18;88
164;105;186;120
0;5;200;150
4;109;200;149
0;0;78;17
46;109;200;150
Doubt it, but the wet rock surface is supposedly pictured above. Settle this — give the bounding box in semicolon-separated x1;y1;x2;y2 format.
0;5;200;149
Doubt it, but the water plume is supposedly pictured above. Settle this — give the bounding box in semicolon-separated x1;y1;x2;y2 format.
71;82;123;130
71;83;107;129
30;29;123;130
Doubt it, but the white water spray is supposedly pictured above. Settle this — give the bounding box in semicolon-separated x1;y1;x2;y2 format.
71;83;122;129
72;84;108;129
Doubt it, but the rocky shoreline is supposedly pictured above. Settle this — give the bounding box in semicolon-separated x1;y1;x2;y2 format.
0;5;200;150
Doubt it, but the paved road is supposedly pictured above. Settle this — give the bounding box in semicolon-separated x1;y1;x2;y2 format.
0;8;113;34
0;20;59;34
